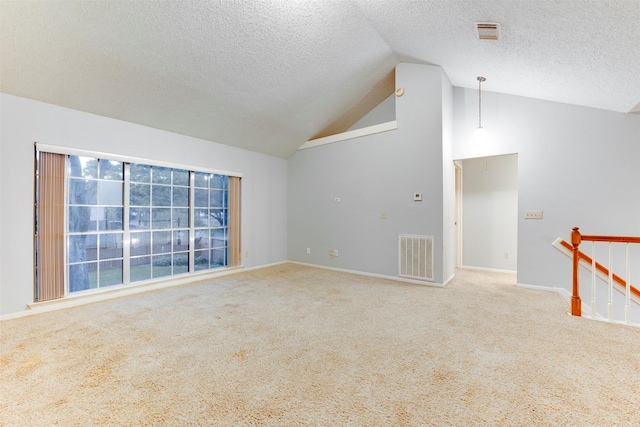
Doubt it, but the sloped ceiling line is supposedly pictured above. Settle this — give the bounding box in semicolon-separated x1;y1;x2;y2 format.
1;0;639;158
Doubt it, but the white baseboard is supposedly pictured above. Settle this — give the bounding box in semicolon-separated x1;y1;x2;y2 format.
442;273;456;287
516;282;594;315
242;260;289;271
517;282;571;300
462;265;516;274
1;261;288;321
516;282;567;294
1;259;442;321
572;312;640;328
518;282;640;325
288;261;445;287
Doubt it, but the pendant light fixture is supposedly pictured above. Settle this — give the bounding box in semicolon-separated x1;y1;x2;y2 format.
474;76;487;141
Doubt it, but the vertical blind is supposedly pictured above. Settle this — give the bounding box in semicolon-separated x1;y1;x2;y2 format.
228;176;241;267
36;152;66;301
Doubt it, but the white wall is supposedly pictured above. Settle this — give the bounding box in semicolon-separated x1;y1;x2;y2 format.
462;154;518;271
288;63;448;282
453;87;640;290
0;93;288;316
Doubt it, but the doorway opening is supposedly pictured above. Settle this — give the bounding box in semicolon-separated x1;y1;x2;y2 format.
455;154;518;272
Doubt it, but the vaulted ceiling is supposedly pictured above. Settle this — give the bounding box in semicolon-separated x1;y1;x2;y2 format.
2;1;639;158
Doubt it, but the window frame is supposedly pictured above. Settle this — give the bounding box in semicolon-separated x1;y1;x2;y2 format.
35;142;242;300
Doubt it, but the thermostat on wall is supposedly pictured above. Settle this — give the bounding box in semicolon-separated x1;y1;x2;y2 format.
414;193;422;201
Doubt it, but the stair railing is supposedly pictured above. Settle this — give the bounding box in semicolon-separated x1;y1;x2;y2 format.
570;227;640;323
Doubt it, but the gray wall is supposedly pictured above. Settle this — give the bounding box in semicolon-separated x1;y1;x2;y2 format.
348;94;396;131
288;63;450;282
5;63;637;315
462;154;518;271
453;87;640;289
0;93;288;316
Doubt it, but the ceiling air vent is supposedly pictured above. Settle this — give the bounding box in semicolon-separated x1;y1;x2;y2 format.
476;22;500;40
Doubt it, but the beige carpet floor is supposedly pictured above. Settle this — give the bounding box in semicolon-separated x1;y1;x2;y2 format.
1;264;640;426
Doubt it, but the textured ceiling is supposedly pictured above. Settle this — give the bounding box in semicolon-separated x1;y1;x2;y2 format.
1;1;639;158
356;0;640;115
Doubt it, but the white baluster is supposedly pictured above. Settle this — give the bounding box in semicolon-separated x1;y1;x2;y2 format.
591;242;596;319
608;242;613;322
625;243;631;324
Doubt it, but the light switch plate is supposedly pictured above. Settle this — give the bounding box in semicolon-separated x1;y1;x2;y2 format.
524;210;543;219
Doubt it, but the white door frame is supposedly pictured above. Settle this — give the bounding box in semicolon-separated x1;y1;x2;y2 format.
454;161;463;269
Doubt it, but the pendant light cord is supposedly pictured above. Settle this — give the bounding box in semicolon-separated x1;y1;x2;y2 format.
477;76;486;128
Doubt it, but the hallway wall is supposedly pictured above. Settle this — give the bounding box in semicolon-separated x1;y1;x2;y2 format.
461;154;518;271
452;87;640;289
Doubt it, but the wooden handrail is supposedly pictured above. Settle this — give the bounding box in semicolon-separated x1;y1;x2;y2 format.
559;239;640;299
570;227;640;317
580;235;640;244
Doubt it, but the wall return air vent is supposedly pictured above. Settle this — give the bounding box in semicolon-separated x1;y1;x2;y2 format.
399;234;434;282
476;22;501;40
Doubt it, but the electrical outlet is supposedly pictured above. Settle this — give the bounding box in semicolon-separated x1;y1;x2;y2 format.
306;247;311;254
381;211;387;219
524;210;543;219
334;249;338;257
244;251;249;257
329;249;339;258
504;252;510;259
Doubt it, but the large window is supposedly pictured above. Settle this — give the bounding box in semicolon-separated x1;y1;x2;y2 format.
194;172;229;270
129;164;191;282
34;148;240;300
67;156;124;292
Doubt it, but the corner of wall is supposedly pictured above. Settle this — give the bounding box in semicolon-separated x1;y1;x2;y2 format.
440;70;455;281
288;63;449;283
0;94;289;317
